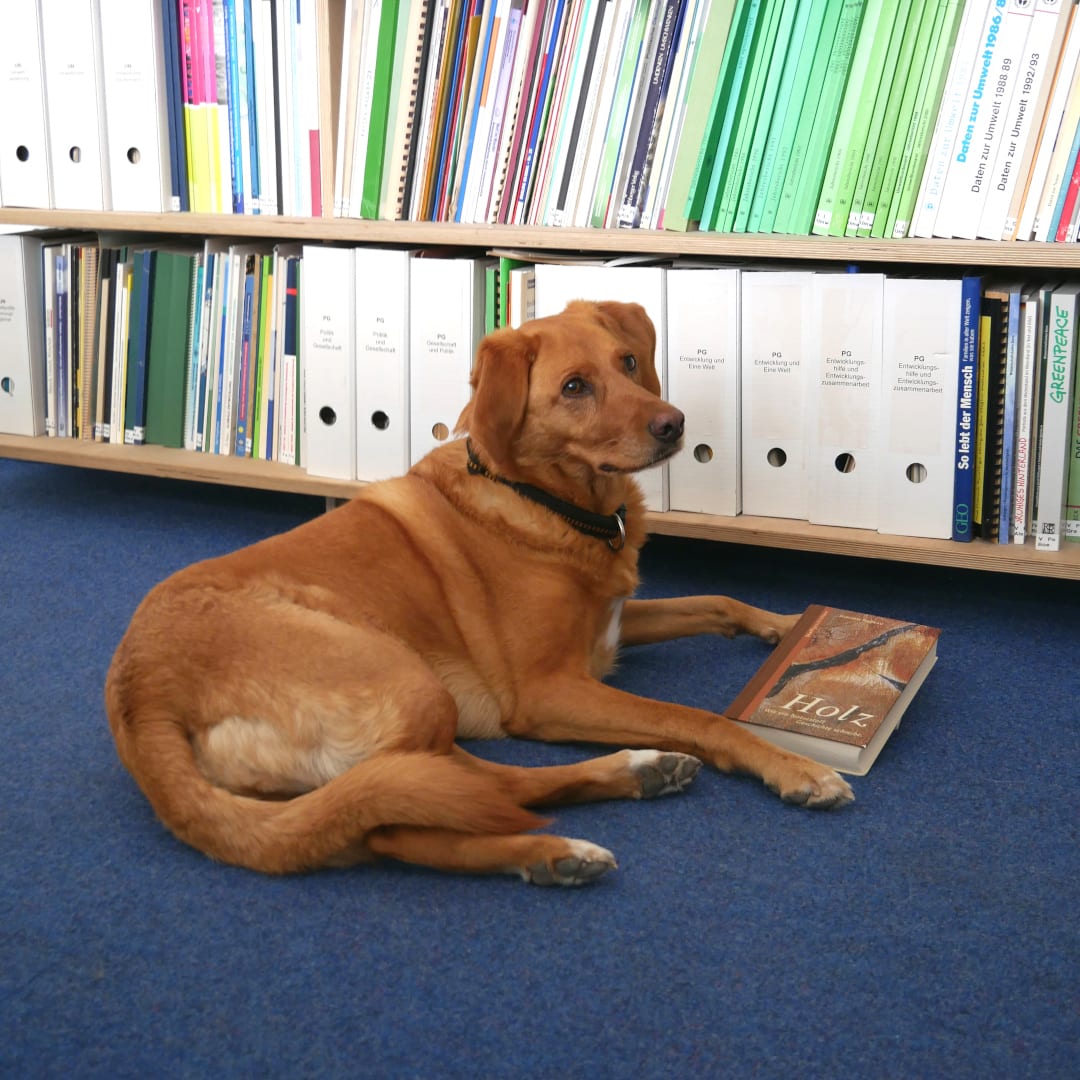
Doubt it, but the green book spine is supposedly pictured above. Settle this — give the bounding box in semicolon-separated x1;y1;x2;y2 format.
841;0;914;236
769;0;845;234
661;0;737;231
729;0;802;233
885;0;964;238
813;0;896;237
590;0;653;226
691;0;768;230
784;0;865;235
854;0;929;237
251;255;273;458
361;0;403;219
485;263;499;333
699;0;777;230
145;252;193;450
711;0;789;232
868;0;940;238
1067;316;1080;540
744;0;818;233
683;0;756;226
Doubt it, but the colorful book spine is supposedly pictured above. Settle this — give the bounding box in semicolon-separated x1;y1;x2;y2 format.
952;274;981;543
618;0;688;227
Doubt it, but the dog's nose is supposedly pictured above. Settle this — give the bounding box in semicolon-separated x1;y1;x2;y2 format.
649;407;685;444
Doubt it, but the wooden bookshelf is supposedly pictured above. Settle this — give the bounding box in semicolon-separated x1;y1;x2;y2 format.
5;207;1080;270
4;432;1078;580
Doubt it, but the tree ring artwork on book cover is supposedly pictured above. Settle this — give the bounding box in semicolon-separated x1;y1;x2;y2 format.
727;605;941;775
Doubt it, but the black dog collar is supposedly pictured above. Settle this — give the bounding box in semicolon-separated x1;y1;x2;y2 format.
465;440;627;550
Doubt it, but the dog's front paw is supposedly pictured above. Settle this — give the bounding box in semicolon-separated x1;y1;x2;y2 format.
764;756;855;809
523;839;617;886
626;749;702;798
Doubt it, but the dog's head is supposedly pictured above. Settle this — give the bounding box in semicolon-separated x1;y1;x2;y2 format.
456;301;685;486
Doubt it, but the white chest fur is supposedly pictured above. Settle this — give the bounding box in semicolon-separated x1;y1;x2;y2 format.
603;598;625;653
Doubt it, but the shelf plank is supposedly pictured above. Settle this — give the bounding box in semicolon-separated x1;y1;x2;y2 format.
2;209;1080;269
3;435;1078;579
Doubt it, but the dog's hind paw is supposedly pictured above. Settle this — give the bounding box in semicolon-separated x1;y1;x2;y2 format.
524;840;617;886
627;750;702;798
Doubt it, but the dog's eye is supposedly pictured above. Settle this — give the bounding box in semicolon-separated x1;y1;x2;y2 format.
623;355;637;373
562;378;591;398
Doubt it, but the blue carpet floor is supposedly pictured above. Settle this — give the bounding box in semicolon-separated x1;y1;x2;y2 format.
1;458;1077;1078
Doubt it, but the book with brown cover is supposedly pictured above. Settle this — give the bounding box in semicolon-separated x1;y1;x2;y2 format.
726;604;940;776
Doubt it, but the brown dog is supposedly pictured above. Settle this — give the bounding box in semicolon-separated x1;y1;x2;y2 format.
106;300;853;885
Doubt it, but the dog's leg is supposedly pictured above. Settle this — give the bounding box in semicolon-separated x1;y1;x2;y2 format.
366;826;617;886
508;677;854;808
620;596;800;646
450;745;702;805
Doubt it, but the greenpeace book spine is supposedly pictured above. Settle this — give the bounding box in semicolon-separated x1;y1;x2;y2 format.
726;604;941;776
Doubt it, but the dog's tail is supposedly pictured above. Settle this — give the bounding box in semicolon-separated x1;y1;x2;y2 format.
108;705;545;874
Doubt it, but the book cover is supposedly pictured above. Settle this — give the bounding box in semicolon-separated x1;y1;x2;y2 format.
727;604;940;776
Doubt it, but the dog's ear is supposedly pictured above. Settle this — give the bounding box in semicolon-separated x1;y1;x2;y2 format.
455;326;537;470
592;301;661;396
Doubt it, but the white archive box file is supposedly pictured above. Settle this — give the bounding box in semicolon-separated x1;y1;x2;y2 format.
806;272;884;530
0;3;53;209
98;0;173;213
664;267;741;516
354;247;412;482
879;277;963;539
301;245;357;480
39;0;111;211
0;233;47;436
740;270;814;520
408;255;487;465
532;262;669;512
